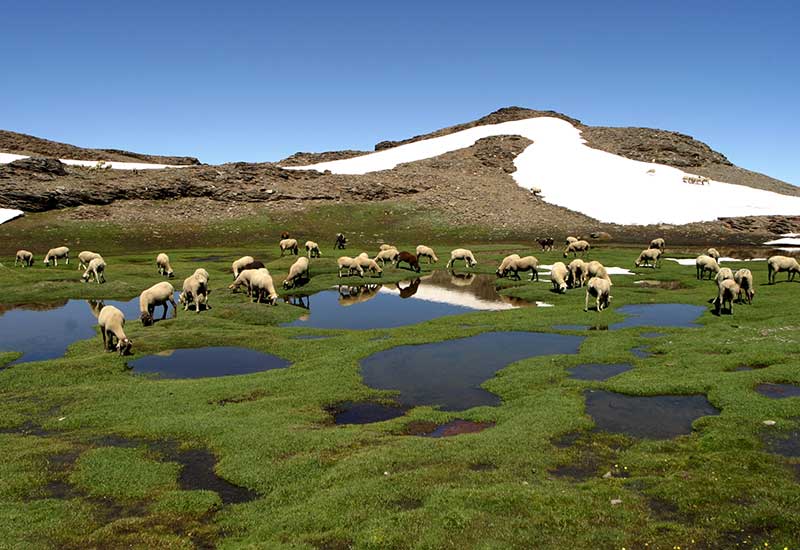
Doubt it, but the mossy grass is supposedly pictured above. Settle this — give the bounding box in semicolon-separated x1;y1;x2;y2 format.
1;207;799;548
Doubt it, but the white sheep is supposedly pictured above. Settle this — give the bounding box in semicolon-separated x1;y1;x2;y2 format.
446;248;477;270
695;255;720;280
97;305;132;355
179;271;211;313
507;256;539;281
550;261;569;293
192;268;210;285
374;248;399;265
648;238;666;251
567;259;587;288
635;248;662;268
563;240;590;258
706;248;721;261
14;250;34;267
231;256;255;279
279;238;299;256
43;246;70;267
714;279;740;315
415;245;439;264
250;269;279;304
767;255;800;284
156;253;174;278
305;241;321;258
379;244;396;251
139;281;177;326
586;260;612;285
337;256;365;278
283;256;310;289
81;256;106;284
584;276;612;312
496;254;521;278
715;267;735;287
734;268;755;304
229;269;259;296
565;236;578;245
355;253;383;277
78;251;102;271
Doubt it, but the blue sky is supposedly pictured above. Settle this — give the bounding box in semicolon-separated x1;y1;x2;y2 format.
1;1;798;184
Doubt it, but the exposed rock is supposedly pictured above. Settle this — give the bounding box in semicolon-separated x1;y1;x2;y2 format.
7;156;67;175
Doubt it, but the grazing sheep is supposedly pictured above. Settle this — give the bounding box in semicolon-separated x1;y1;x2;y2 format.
379;244;396;252
193;268;210;284
250;269;279;304
563;240;590;257
496;254;521;278
229;268;262;296
714;279;740;315
537;237;554;251
43;246;70;267
139;281;177;326
446;248;477;270
586;260;612;285
179;272;211;313
635;248;662;268
648;238;666;251
156;253;174;278
374;248;400;265
355;254;383;277
695;255;720;280
280;238;299;256
14;250;34;267
565;236;578;245
706;248;721;261
734;268;755;304
334;233;347;250
337;256;364;278
567;259;588;288
507;256;540;281
97;305;132;355
715;267;735;287
283;256;311;288
395;251;420;273
305;241;321;258
767;255;800;284
231;256;256;279
415;245;439;264
584;276;612;312
81;257;106;284
239;261;265;273
78;251;102;271
550;262;569;293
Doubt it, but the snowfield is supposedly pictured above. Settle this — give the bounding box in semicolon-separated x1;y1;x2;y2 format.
0;208;24;225
0;152;185;171
763;237;800;247
283;117;800;225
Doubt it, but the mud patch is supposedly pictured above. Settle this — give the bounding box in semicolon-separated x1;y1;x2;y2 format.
469;462;497;471
187;255;225;262
129;347;290;379
567;363;632;381
755;383;800;399
633;280;686;290
729;363;770;372
402;419;495;437
328;401;408;425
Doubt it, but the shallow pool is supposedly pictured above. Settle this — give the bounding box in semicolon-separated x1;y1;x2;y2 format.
129;347;290;379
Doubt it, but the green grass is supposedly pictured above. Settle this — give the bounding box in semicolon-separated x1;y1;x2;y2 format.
1;209;800;549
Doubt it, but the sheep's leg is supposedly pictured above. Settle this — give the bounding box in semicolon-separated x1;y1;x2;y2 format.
101;329;108;351
169;297;178;318
584;290;589;312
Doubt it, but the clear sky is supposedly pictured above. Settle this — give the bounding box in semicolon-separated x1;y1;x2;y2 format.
1;1;798;184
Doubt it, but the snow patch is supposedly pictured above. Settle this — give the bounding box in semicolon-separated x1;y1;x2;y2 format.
0;208;24;225
763;237;800;247
0;152;185;170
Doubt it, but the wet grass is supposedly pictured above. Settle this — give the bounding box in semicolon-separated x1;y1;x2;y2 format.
1;207;800;548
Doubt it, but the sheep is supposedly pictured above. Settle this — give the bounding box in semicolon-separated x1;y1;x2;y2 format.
415;245;439;264
496;254;521;278
280;231;290;239
586;260;612;285
563;240;590;257
714;279;740;315
584;276;613;312
156;253;174;278
179;269;211;313
767;255;800;284
706;248;721;261
139;281;177;326
239;260;265;273
14;250;34;267
97;305;133;355
695;255;720;280
734;268;755;304
250;269;279;304
394;251;420;273
550;262;569;293
379;244;396;251
334;233;347;250
305;241;321;258
279;238;299;256
231;256;256;279
567;259;588;288
715;267;735;287
565;236;578;245
374;248;399;265
283;256;310;288
507;256;540;281
648;238;666;251
338;284;381;306
355;254;383;277
77;251;102;271
193;268;210;284
537;237;554;251
446;248;477;270
81;256;106;284
229;268;262;296
337;256;364;278
635;248;662;268
43;246;70;267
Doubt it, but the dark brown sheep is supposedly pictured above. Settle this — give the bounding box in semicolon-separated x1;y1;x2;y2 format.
395;251;421;272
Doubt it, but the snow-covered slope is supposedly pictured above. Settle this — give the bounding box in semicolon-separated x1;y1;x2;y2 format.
283;117;800;225
0;208;24;225
0;152;184;170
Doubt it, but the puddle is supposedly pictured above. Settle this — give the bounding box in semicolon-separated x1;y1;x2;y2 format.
611;304;704;330
129;347;290;379
568;363;633;381
403;419;495;437
633;280;686;290
730;363;770;372
631;346;652;358
584;390;719;439
283;271;541;330
186;255;225;262
762;424;800;458
755;383;800;399
361;331;584;411
329;401;408;425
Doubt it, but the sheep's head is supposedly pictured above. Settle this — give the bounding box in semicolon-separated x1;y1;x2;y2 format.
282;279;293;290
140;312;154;327
81;272;90;282
167;270;175;278
117;338;133;356
267;293;279;306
